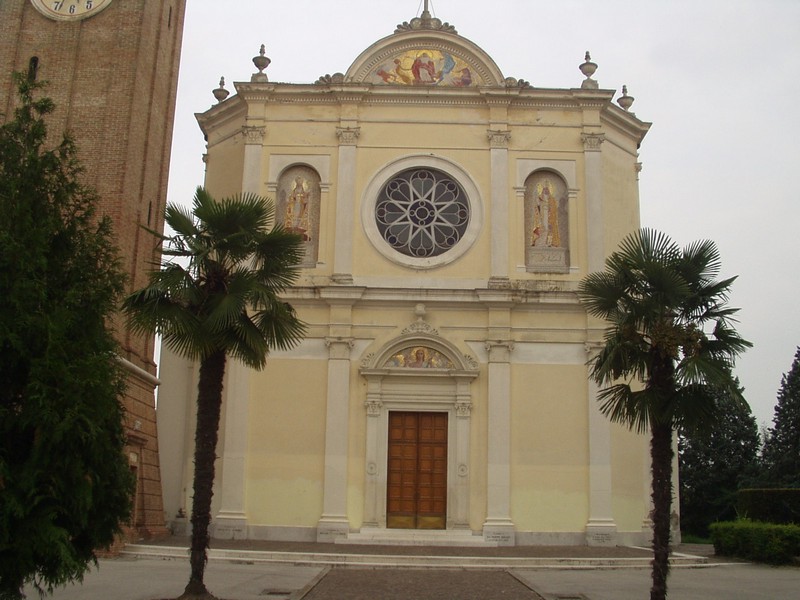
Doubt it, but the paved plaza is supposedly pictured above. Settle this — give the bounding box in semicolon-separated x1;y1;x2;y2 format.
24;541;800;600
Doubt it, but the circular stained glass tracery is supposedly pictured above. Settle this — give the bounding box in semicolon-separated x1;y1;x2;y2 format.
375;168;470;258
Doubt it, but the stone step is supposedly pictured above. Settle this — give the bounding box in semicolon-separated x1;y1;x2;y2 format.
336;528;497;547
121;543;709;569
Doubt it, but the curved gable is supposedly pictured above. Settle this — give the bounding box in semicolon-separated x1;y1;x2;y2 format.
346;30;505;88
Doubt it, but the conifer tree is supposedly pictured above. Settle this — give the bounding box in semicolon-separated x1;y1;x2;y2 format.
678;381;760;537
0;75;134;599
760;347;800;487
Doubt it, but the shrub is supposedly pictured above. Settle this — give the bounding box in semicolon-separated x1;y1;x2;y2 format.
710;520;800;564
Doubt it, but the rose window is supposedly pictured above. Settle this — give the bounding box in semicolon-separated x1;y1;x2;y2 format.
375;168;470;258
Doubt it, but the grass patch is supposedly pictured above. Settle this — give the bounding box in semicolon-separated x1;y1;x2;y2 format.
681;533;712;544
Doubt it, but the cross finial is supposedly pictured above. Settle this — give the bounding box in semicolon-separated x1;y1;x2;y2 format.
422;0;431;18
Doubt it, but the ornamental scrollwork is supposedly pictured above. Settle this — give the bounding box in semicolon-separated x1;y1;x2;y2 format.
315;72;345;85
401;319;439;336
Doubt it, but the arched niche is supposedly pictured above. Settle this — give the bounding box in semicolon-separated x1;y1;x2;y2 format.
359;329;479;530
276;164;322;266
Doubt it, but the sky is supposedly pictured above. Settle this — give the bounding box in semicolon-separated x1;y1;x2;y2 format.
166;0;800;428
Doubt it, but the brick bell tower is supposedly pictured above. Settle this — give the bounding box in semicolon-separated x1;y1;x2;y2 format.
0;0;187;539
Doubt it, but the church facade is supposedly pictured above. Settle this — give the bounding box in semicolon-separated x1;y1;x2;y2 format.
158;8;654;546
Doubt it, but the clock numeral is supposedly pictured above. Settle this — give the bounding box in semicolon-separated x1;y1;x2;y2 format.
86;0;93;8
52;1;64;10
69;4;76;13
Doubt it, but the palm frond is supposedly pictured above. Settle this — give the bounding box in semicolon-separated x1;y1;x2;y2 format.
164;201;198;238
124;187;306;363
596;384;654;433
580;228;751;433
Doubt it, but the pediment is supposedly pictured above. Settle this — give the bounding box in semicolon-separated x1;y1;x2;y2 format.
345;29;505;88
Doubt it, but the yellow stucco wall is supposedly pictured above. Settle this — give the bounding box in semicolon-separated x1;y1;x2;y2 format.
511;364;589;530
245;358;327;526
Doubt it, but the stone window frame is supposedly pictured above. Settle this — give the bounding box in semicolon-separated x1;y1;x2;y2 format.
362;155;483;270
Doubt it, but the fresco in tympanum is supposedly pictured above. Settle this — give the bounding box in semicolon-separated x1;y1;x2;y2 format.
370;49;478;87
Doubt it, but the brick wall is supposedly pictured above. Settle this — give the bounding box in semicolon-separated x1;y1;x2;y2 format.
0;0;187;540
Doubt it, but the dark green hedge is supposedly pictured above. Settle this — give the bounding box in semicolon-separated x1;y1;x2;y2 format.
710;520;800;564
737;489;800;524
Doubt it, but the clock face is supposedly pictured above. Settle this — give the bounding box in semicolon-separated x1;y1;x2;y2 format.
30;0;114;21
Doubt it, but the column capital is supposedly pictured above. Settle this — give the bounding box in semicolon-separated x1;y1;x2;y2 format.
242;125;266;144
365;399;382;416
325;336;354;359
455;400;472;417
336;126;360;146
584;341;605;357
487;129;511;148
485;340;514;362
581;132;605;151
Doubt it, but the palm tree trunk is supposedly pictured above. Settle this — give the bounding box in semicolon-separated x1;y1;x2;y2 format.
184;349;227;597
650;420;674;600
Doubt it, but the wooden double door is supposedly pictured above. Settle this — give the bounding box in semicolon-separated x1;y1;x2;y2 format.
386;411;448;529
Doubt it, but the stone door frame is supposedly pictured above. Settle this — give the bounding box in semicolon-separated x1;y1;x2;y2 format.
360;333;478;531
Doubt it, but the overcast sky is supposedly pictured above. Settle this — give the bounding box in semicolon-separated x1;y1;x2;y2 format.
166;0;800;428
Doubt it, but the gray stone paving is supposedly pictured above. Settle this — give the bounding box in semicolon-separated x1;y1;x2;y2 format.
22;542;800;600
299;567;544;600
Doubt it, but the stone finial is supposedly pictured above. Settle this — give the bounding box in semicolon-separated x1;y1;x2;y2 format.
579;51;599;89
251;44;271;83
395;0;456;33
617;85;635;111
212;77;229;103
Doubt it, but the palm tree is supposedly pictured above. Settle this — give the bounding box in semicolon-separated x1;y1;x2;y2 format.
578;229;750;600
123;187;306;600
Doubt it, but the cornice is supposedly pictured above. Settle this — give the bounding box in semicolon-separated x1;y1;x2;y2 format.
283;284;581;310
599;104;652;146
199;82;649;146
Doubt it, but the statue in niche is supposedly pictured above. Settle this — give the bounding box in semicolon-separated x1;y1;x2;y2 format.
531;179;561;248
524;172;569;273
284;176;310;240
277;165;320;267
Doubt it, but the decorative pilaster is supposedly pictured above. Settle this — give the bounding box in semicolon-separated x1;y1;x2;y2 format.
582;132;605;273
488;129;511;285
317;336;355;542
362;384;383;528
332;127;360;284
584;342;617;546
213;359;250;539
241;126;265;196
482;339;516;545
452;378;473;529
